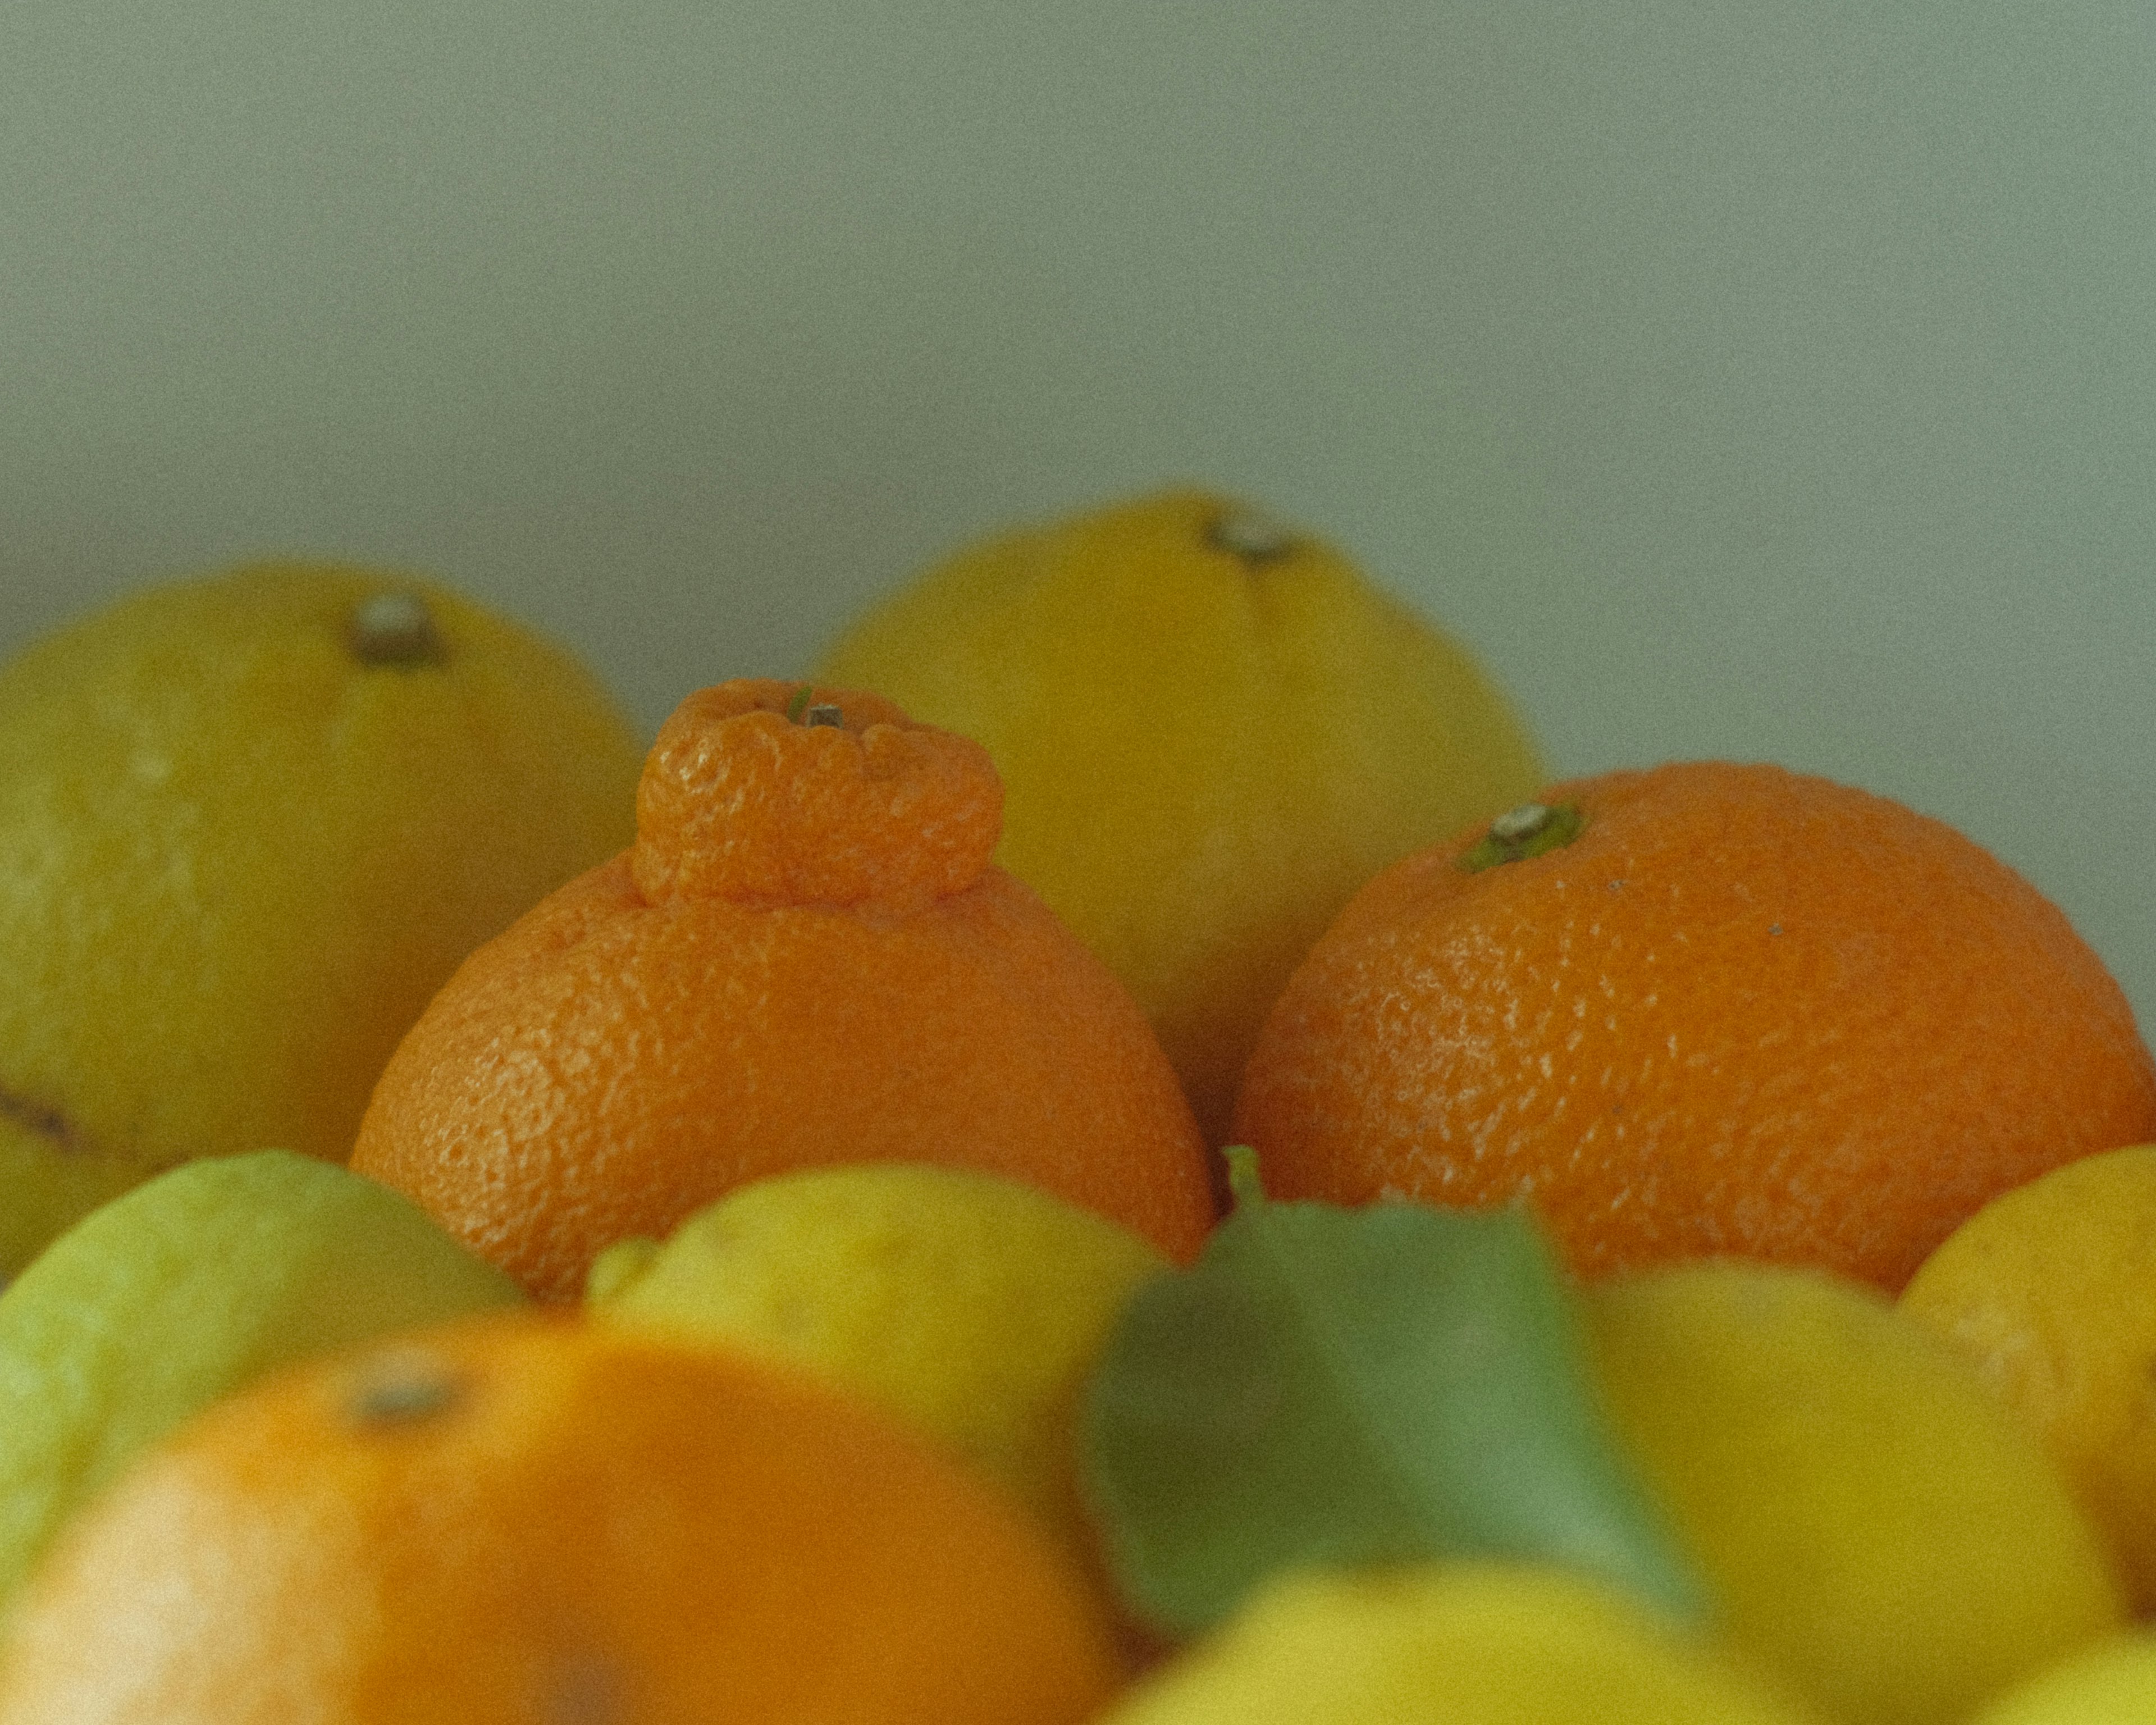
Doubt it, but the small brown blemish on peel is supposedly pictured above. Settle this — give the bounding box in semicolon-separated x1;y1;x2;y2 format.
0;1087;81;1154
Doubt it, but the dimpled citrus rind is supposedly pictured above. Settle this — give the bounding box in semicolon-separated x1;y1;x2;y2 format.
629;679;1002;908
815;487;1546;1140
0;563;643;1272
1234;761;2156;1290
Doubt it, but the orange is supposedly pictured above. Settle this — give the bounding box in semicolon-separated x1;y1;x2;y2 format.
351;678;1215;1300
0;1312;1126;1724
1231;761;2156;1290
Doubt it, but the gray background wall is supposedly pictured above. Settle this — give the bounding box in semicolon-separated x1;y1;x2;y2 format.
5;1;2152;1033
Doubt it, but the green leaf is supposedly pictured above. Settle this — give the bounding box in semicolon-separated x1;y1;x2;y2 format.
1078;1147;1706;1638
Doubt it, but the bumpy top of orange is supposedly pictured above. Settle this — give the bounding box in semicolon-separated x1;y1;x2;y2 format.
350;679;1216;1300
1233;761;2156;1290
632;679;1002;909
0;1314;1126;1724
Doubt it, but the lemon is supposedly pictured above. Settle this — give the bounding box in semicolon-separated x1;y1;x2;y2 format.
0;564;643;1272
814;489;1545;1142
0;1148;523;1615
1583;1259;2123;1725
1966;1630;2156;1724
1899;1143;2156;1614
1094;1562;1826;1724
586;1161;1168;1564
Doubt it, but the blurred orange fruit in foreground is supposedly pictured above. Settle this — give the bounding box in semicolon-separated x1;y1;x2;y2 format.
351;678;1215;1300
0;1314;1127;1725
1232;760;2156;1290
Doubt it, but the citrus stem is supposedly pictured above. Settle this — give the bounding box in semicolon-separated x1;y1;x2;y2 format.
1207;506;1294;565
349;592;444;667
1458;802;1584;873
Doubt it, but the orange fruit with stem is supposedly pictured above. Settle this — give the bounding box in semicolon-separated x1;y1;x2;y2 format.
1231;760;2156;1290
0;1312;1128;1724
351;678;1215;1300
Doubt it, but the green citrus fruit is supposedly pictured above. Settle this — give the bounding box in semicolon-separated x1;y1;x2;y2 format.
0;564;643;1272
0;1148;523;1615
814;489;1545;1142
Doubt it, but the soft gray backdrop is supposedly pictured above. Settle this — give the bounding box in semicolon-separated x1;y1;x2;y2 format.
4;1;2152;1029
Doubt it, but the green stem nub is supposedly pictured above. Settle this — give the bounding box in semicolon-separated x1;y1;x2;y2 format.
1458;801;1584;873
349;592;445;667
784;684;815;723
1222;1144;1269;1213
346;1355;464;1428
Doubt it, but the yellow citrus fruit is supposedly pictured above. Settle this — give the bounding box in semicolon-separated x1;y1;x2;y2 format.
0;1149;523;1616
1899;1143;2156;1613
1582;1259;2123;1725
1093;1562;1826;1725
0;1313;1125;1723
0;563;643;1273
587;1161;1168;1571
1965;1630;2156;1725
814;488;1545;1142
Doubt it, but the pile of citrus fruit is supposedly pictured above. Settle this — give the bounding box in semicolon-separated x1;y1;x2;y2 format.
2;492;2154;1724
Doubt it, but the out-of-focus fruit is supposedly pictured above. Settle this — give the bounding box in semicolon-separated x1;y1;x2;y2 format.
1092;1562;1826;1725
1583;1258;2123;1725
588;1160;1167;1571
1964;1630;2156;1725
0;1313;1126;1724
0;1149;523;1614
815;487;1545;1142
1901;1142;2156;1613
352;678;1215;1301
1234;760;2156;1290
0;564;643;1273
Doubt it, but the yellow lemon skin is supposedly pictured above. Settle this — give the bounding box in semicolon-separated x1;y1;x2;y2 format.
1583;1260;2124;1725
0;1149;523;1617
814;489;1545;1143
0;564;643;1273
1966;1630;2156;1725
1901;1143;2156;1615
1095;1562;1826;1725
586;1161;1168;1569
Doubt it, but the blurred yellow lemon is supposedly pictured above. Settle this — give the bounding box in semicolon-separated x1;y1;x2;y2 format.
1900;1142;2156;1613
1583;1259;2122;1725
815;489;1545;1142
587;1161;1168;1567
1966;1630;2156;1725
1094;1562;1826;1725
0;564;643;1273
